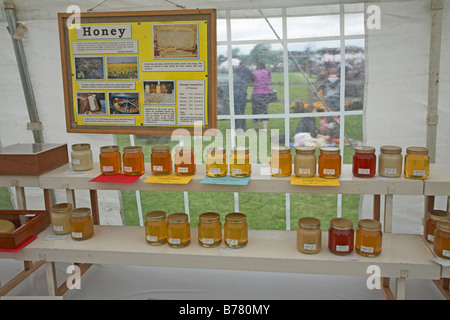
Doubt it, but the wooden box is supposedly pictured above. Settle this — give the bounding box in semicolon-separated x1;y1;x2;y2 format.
0;143;68;175
0;210;50;249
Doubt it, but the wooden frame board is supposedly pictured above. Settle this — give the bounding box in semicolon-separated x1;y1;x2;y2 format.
58;9;217;136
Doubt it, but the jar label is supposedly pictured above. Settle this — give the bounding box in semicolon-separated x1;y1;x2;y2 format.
72;232;83;238
271;168;282;175
124;166;132;172
384;168;397;175
324;169;335;175
178;167;189;173
335;245;349;252
443;249;450;258
360;245;374;253
358;168;370;175
299;168;311;174
146;235;158;242
427;234;434;242
153;165;163;172
169;238;181;244
202;238;215;245
72;159;81;165
209;168;221;174
226;239;238;246
53;225;63;232
102;165;113;172
303;243;316;251
413;170;426;176
231;168;242;175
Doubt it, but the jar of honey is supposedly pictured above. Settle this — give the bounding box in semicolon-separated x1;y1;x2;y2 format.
424;210;450;243
352;146;376;178
433;221;450;260
355;219;382;257
167;213;190;248
318;147;341;178
70;207;94;241
71;143;93;171
328;218;354;255
297;217;321;254
99;145;121;175
404;147;430;179
51;203;73;235
123;146;145;176
270;146;292;177
378;145;402;178
294;147;316;178
151;146;172;175
174;146;196;176
145;211;167;246
224;212;248;248
206;147;227;177
230;147;251;177
198;212;222;247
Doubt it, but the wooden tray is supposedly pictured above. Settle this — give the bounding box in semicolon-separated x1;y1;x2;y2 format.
0;210;50;249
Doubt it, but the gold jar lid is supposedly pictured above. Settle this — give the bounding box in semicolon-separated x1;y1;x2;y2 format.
298;217;320;229
271;146;291;154
330;217;353;230
52;203;73;213
354;146;375;154
199;212;220;223
320;147;340;155
100;145;120;153
146;210;166;222
152;146;170;153
72;143;91;151
427;210;450;222
225;212;247;223
380;145;402;154
406;147;428;155
207;147;225;155
231;147;249;154
357;219;382;231
436;221;450;233
295;146;315;155
70;207;91;218
167;213;189;224
123;146;143;153
0;219;16;232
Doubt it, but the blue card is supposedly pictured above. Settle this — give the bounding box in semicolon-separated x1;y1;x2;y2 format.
200;176;250;185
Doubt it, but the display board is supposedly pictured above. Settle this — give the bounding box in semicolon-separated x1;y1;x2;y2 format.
58;9;217;135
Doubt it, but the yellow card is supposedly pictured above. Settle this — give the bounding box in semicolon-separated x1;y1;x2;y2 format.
290;176;340;186
144;174;194;185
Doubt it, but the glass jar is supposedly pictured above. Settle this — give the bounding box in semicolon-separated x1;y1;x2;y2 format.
424;210;450;243
51;203;73;235
71;143;93;171
270;146;292;177
145;211;167;246
122;146;145;176
404;147;430;179
297;217;321;254
99;145;121;175
294;147;316;178
206;147;227;177
224;212;248;248
174;146;196;176
70;207;94;241
151;146;172;176
433;221;450;260
198;212;222;247
355;219;382;257
352;146;376;178
318;147;341;178
328;218;354;255
230;147;251;177
167;213;190;248
378;145;402;178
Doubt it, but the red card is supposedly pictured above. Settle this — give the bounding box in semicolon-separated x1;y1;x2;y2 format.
90;174;142;183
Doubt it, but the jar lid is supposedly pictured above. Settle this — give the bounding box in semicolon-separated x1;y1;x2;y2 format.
123;146;143;153
298;217;320;229
320;147;340;155
207;147;225;155
70;207;91;218
295;146;316;154
72;143;91;151
225;212;247;223
330;217;353;230
167;213;189;224
52;203;73;213
380;145;402;154
146;210;166;222
231;147;249;154
358;219;382;231
100;145;119;153
427;210;450;222
0;219;16;232
199;212;220;222
152;146;170;153
354;146;375;154
406;147;428;155
436;221;450;233
271;146;291;154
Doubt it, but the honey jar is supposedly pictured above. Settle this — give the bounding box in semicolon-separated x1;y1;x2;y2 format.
70;207;94;241
424;210;450;243
122;146;145;176
151;146;172;175
99;145;121;175
224;212;248;248
71;143;93;171
198;212;222;247
318;147;341;178
297;217;321;254
355;219;382;257
206;147;227;177
433;221;450;260
174;146;196;176
230;147;251;177
404;147;430;179
51;202;73;235
294;146;316;178
352;146;376;178
378;146;402;178
328;218;354;255
270;146;292;177
145;211;167;245
167;213;190;248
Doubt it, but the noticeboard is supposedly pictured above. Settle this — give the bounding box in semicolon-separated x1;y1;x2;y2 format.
58;9;217;135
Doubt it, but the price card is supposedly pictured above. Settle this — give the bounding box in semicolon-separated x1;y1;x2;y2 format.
201;176;250;186
290;176;340;186
90;174;142;183
144;174;193;184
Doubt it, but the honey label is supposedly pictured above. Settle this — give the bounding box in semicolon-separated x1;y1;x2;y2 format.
123;166;132;172
384;168;397;175
443;249;450;258
323;169;335;175
146;235;158;242
303;243;316;251
202;238;215;245
72;232;83;238
177;167;189;173
335;245;349;252
231;168;242;175
169;238;181;244
358;168;370;175
298;168;311;174
209;168;221;174
153;165;163;171
53;225;64;232
226;239;238;246
102;165;113;172
413;170;426;176
360;245;374;253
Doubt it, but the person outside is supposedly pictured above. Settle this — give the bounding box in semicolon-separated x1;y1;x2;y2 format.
233;62;254;131
318;67;340;112
293;104;330;147
251;60;272;130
